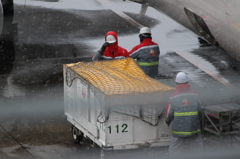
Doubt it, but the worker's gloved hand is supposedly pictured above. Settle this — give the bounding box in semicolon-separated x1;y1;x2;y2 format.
99;42;110;54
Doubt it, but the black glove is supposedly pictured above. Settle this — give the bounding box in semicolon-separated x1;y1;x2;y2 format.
99;42;110;54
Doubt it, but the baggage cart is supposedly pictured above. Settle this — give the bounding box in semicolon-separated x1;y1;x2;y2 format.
63;58;174;150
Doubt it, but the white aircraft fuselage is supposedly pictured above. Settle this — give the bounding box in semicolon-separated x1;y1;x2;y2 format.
1;0;240;61
133;0;240;60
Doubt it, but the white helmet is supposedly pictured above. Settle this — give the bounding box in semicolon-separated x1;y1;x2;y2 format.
139;27;151;35
175;72;189;84
106;35;116;44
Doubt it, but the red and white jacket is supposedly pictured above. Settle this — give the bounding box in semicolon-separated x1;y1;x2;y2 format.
128;38;160;78
92;31;129;60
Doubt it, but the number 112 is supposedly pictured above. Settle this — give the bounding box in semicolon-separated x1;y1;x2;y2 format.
107;124;128;134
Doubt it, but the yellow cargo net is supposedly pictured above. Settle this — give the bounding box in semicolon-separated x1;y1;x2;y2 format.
65;58;174;95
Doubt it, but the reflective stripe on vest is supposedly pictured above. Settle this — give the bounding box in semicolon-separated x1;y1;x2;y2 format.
172;130;200;136
174;111;198;116
137;61;159;66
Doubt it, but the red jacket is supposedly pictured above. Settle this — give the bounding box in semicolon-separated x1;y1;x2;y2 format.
92;31;129;60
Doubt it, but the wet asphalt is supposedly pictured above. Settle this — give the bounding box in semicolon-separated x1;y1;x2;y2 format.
1;0;240;159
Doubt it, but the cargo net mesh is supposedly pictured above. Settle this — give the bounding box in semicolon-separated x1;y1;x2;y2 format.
65;58;174;125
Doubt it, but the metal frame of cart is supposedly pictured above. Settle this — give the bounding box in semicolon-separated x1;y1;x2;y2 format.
203;103;240;136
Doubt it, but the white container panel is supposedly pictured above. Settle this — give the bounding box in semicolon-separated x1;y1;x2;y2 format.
105;113;133;146
75;78;88;120
132;118;157;143
157;117;172;143
89;89;96;126
98;122;106;145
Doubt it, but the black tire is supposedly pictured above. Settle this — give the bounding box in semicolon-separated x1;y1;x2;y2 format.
71;125;83;144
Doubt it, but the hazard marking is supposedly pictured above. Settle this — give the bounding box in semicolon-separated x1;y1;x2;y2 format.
149;50;156;56
182;99;189;106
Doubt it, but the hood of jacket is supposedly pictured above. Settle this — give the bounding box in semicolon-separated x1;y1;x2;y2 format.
105;31;118;53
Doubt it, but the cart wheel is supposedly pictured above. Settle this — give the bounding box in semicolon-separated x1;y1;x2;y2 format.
71;125;83;144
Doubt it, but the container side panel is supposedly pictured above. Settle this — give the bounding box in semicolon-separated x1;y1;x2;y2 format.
63;67;75;118
132;118;156;143
76;78;88;120
157;117;172;143
89;88;96;125
105;113;133;146
98;122;106;145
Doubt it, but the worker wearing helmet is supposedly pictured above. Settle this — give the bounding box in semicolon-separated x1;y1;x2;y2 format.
92;31;129;61
128;27;160;78
164;72;204;156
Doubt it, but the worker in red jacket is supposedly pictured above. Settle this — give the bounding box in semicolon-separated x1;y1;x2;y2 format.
92;31;129;61
164;72;204;156
128;27;160;78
